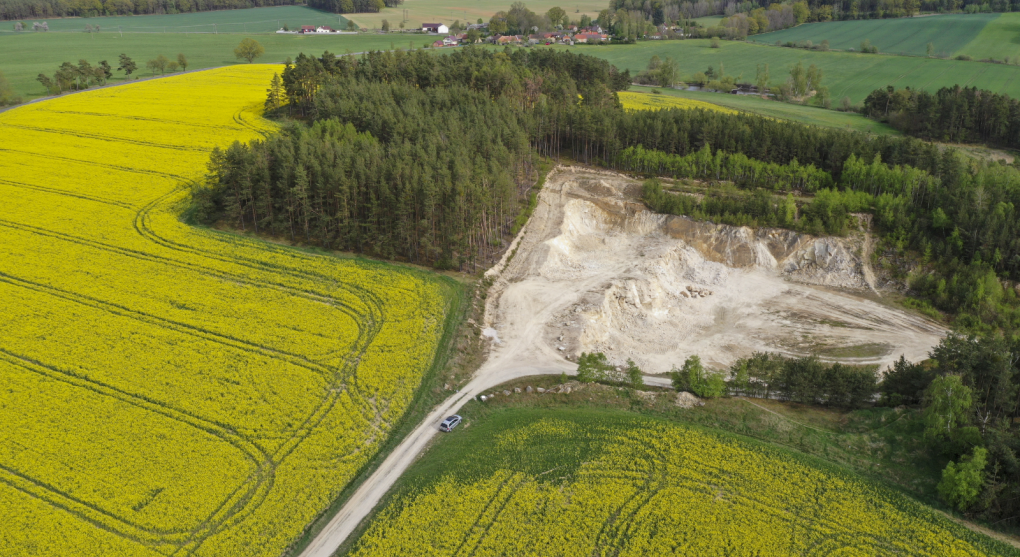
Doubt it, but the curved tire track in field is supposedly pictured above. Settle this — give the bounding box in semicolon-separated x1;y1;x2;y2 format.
0;86;392;556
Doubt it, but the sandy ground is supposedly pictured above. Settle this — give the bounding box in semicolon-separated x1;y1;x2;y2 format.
297;166;947;557
486;166;944;373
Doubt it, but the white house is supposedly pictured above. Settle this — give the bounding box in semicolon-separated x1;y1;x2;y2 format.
422;23;449;34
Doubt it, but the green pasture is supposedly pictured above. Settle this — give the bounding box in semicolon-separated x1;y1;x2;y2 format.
629;85;901;135
749;13;998;58
0;5;347;34
692;15;724;27
957;12;1020;60
0;31;432;100
569;39;1020;104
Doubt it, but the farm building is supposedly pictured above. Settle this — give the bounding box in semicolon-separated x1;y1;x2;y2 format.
422;23;449;34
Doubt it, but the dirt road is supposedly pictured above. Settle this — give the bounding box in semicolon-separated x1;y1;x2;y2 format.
296;166;946;557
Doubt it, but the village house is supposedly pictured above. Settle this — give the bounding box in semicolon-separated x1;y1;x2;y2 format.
573;32;609;43
299;25;315;34
422;23;449;34
492;34;523;45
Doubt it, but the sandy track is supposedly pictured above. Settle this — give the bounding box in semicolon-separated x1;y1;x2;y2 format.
297;166;946;557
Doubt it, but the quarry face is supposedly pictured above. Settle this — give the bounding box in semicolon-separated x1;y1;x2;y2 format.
483;166;945;375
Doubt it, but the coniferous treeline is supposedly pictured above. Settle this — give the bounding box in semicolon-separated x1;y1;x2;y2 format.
0;0;296;20
863;85;1020;149
195;48;628;269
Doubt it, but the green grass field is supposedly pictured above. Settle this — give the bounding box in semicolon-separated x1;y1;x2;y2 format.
0;31;433;100
957;12;1020;60
0;5;348;33
749;13;998;58
692;15;724;27
629;85;902;135
569;39;1020;104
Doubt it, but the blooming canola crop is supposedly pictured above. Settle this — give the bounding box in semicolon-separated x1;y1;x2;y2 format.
618;91;739;114
351;415;1016;557
0;66;452;556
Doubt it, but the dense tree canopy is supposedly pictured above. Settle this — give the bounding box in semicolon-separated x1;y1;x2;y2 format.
194;48;628;269
864;85;1020;149
0;0;296;20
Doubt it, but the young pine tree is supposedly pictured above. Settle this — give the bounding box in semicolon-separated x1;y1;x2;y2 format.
265;73;285;111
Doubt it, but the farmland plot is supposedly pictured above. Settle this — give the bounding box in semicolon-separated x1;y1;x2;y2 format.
617;90;738;114
0;65;453;556
349;409;1020;557
749;14;998;57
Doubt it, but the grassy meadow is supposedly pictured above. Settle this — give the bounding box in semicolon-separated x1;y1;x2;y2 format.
0;30;433;100
569;39;1020;104
956;12;1020;60
628;85;902;134
749;13;998;58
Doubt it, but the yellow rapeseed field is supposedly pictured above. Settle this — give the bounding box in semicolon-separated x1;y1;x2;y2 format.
0;66;452;556
618;90;739;114
351;415;1014;557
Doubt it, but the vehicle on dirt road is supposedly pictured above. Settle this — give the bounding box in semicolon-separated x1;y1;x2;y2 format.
439;415;462;432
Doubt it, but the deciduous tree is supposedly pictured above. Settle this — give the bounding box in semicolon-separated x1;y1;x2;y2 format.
118;53;137;77
234;38;265;63
938;446;988;510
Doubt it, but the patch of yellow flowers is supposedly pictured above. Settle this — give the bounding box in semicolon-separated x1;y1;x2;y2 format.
352;417;1010;556
618;90;739;114
0;66;451;556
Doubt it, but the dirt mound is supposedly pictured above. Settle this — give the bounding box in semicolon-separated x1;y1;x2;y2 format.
675;391;705;408
482;166;944;376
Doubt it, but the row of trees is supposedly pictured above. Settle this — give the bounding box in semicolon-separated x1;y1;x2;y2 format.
0;0;297;20
34;53;187;93
36;59;114;92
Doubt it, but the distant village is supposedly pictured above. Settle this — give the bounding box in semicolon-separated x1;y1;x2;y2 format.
419;22;611;47
276;21;612;46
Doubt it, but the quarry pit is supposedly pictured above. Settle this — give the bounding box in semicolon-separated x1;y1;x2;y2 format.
481;166;945;375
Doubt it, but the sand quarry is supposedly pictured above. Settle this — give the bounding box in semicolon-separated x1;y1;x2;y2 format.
481;166;945;374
